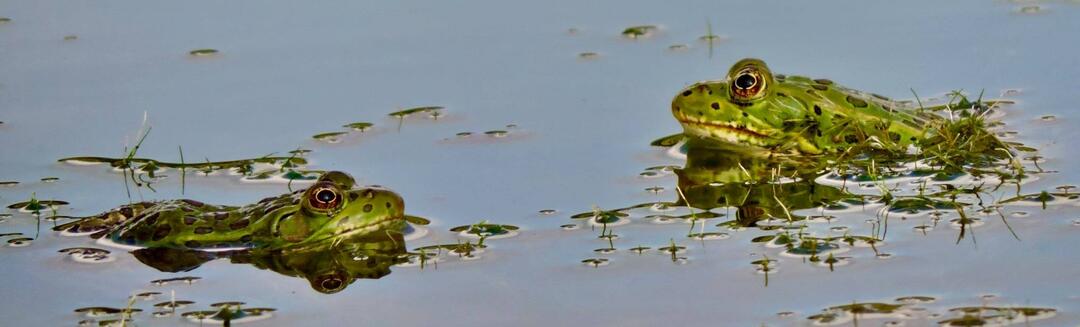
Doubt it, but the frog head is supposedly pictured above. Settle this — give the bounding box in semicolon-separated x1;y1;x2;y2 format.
273;171;405;249
672;58;803;149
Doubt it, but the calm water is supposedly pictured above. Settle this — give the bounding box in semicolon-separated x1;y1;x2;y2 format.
2;0;1080;326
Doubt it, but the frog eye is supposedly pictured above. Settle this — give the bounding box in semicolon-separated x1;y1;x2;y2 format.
308;184;342;210
730;68;767;102
735;73;757;90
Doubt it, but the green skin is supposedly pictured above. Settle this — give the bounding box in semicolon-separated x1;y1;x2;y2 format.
676;142;852;226
55;171;405;250
672;58;937;154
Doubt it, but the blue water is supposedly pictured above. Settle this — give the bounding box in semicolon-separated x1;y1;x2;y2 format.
2;0;1080;325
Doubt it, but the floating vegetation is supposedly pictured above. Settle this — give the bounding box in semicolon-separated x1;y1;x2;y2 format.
59;154;317;184
484;130;508;137
687;232;729;241
803;298;1056;326
389;106;444;123
40;176;59;182
450;221;520;240
0;17;11;24
0;181;17;186
342;122;373;132
577;52;599;59
560;224;579;230
150;276;202;286
621;25;657;39
7;196;68;214
59;247;114;263
153;300;195;310
63;35;77;41
181;306;276;325
312;131;348;143
581;258;609;267
6;237;33;247
667;44;688;51
74;307;142;318
188;49;218;56
538;209;557;215
1018;5;1042;14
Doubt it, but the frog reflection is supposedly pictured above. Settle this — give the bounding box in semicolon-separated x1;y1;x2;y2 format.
131;231;405;294
674;140;854;227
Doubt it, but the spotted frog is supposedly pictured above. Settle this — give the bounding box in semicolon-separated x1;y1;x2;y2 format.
669;58;966;154
55;171;405;250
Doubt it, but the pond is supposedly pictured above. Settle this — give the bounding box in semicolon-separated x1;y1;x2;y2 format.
2;0;1080;326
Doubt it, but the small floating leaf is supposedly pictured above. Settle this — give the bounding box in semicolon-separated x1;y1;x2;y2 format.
343;122;373;131
388;106;443;118
621;25;657;39
189;49;219;56
312;132;347;143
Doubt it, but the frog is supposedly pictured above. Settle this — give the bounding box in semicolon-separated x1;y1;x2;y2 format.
665;58;983;154
54;171;406;251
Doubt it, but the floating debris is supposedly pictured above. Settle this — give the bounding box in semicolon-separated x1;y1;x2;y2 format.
342;122;373;132
154;300;195;310
6;237;33;247
188;49;219;56
7;199;68;212
895;296;936;304
388;106;444;119
74;307;142;318
150;276;201;286
484;130;508;138
59;247;114;263
560;224;579;230
455;132;473;138
578;52;599;60
134;292;161;301
668;44;689;51
593;247;616;254
0;17;11;24
1018;5;1042;14
688;232;729;241
538;209;557;215
621;25;657;39
582;258;609;267
0;181;17;187
312;131;348;143
40;177;59;183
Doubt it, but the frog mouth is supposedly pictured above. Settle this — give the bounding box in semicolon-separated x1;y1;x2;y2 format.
327;214;404;239
675;115;770;145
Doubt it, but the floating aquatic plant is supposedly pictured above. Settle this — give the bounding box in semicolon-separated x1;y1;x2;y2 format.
342;122;373;132
188;49;218;56
621;25;656;39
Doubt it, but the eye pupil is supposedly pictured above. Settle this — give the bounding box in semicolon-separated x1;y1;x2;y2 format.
316;189;336;203
735;73;757;90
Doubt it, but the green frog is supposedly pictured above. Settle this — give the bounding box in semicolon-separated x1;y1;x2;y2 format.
54;171;405;250
668;58;959;154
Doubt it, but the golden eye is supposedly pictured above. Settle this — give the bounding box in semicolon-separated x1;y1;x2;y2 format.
308;184;341;210
730;68;766;102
